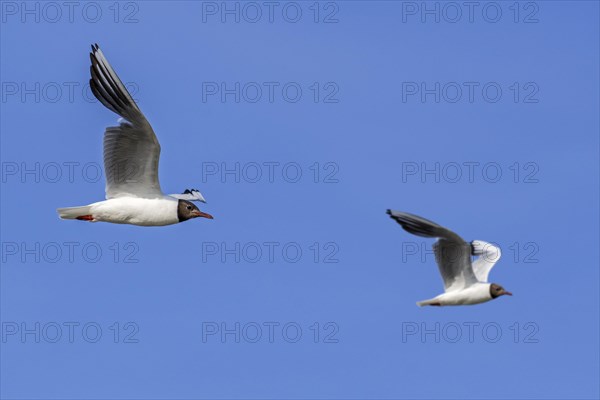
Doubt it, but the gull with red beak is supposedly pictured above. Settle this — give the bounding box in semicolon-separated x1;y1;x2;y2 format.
57;44;213;226
387;210;512;306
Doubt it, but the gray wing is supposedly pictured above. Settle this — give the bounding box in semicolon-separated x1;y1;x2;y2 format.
89;44;163;199
387;210;478;292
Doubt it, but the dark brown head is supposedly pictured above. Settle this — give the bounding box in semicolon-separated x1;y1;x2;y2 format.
177;200;213;222
490;283;512;299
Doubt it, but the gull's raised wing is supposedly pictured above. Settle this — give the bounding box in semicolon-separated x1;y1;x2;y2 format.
89;44;163;199
470;240;502;282
387;210;478;292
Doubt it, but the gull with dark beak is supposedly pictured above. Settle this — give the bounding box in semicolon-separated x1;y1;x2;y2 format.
57;44;213;226
387;210;512;306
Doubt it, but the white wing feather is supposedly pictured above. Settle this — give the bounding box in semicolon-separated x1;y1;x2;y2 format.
169;189;206;203
471;240;502;282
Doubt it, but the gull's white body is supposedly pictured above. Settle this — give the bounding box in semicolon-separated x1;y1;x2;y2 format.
87;197;179;226
417;240;502;306
417;282;493;306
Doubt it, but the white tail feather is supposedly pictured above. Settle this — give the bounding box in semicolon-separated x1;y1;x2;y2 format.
416;298;439;307
57;206;92;220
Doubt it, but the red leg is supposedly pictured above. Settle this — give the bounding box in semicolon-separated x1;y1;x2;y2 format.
76;215;94;221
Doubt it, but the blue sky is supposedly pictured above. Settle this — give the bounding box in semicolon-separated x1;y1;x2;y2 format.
1;1;598;399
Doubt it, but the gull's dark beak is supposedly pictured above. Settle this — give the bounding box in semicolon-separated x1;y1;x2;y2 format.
192;210;213;219
504;291;513;296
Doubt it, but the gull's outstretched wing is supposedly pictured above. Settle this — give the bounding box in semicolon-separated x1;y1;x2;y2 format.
89;44;163;199
387;210;478;292
168;189;207;203
470;240;502;283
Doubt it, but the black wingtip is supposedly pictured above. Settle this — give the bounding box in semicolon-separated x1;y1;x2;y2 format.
386;209;392;215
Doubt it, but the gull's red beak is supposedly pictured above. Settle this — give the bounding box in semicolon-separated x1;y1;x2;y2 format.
192;210;213;219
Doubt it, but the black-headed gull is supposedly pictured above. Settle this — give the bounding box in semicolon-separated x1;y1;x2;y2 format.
386;210;512;306
57;44;213;226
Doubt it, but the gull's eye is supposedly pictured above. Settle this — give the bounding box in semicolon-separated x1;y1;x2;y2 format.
187;205;192;210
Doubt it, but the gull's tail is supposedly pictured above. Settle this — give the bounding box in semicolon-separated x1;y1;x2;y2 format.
57;205;94;221
416;298;441;307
